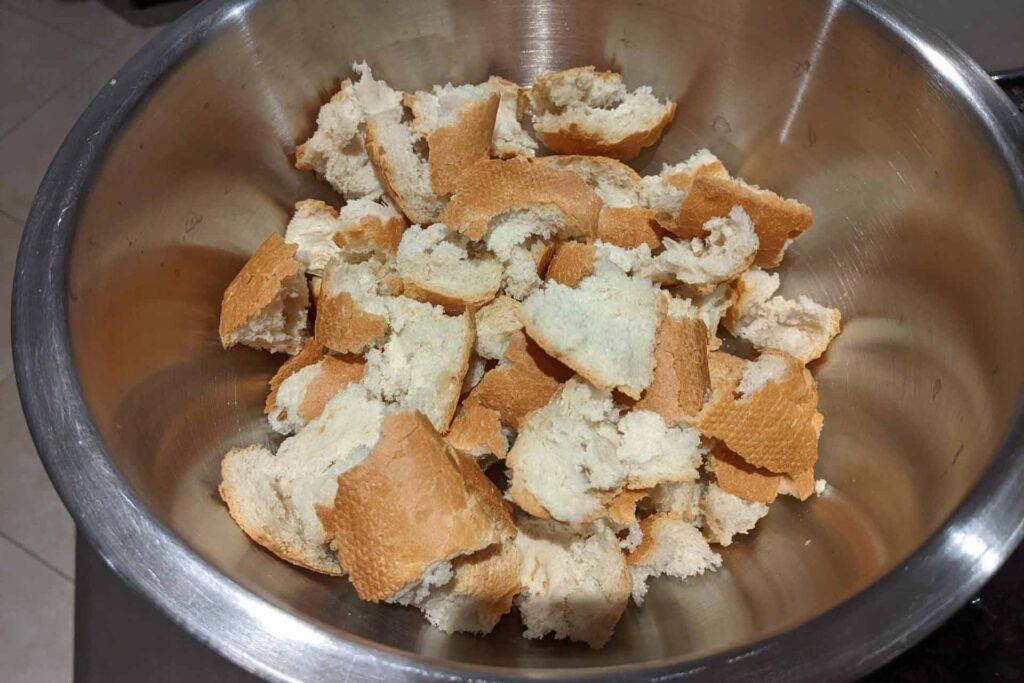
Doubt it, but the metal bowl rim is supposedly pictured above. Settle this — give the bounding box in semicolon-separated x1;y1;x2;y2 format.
12;0;1024;680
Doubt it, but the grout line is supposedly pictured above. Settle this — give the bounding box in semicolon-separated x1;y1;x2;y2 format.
0;528;74;583
0;4;111;50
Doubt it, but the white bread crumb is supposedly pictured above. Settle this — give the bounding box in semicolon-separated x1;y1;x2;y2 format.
736;353;789;400
397;223;503;307
644;206;758;286
629;516;721;605
616;410;704;489
475;295;523;361
701;482;770;547
486;76;538;157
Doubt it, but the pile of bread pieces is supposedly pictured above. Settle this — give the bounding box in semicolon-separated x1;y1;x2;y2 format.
217;63;841;648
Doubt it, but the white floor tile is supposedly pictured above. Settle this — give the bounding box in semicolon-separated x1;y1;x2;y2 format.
0;535;73;683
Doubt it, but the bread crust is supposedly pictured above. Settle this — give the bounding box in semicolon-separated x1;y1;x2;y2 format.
467;331;573;430
669;176;813;268
446;397;508;458
321;412;514;602
597;206;662;250
298;355;366;422
265;339;327;413
219;233;306;349
692;351;822;475
663;159;729;191
428;93;500;196
545;241;596;287
634;316;710;421
364;117;444;226
314;290;388;354
332;214;406;257
439;158;601;240
708;442;782;504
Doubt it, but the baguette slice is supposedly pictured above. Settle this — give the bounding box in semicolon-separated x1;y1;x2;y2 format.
362;297;474;432
467;330;573;431
365;110;446;225
319;411;515;603
725;268;841;363
266;355;365;435
417;541;522;635
397;223;503;310
701;482;770;547
406;84;500;195
692;351;823;475
439;157;601;241
295;63;402;199
626;514;721;605
643;206;758;287
506;378;624;523
529;67;676;160
486;76;538;158
219;384;387;575
515;518;631;649
519;261;665;398
219;233;309;355
671;175;813;268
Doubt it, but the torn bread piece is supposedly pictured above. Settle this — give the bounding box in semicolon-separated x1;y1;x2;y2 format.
295;62;402;199
467;330;573;431
661;148;730;191
397;223;503;309
520;260;665;398
627;514;721;605
597;206;662;250
634;315;710;422
666;284;737;347
701;482;770;547
529;67;676;160
692;351;823;475
314;255;393;354
331;196;406;261
365;110;446;225
219;233;309;355
406;84;500;196
475;295;523;361
417;541;522;635
446;397;509;460
616;410;705;489
362;297;474;432
439;157;601;241
219;384;387;575
672;175;813;268
264;339;327;412
643;206;758;287
545;241;596;287
515;518;631;649
266;355;366;435
535;155;643;207
283;200;341;276
506;378;624;523
320;411;515;602
646;481;703;525
486;76;538;158
725;268;841;363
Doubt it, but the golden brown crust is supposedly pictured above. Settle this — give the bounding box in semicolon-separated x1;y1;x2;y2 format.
364;117;442;226
428;93;500;196
321;412;513;602
664;159;729;191
608;490;647;526
265;339;327;414
332;214;407;257
314;290;388;354
446;397;509;459
467;331;573;430
438;158;601;240
401;280;499;314
597;206;663;250
669;176;813;268
219;233;304;347
545;241;596;287
692;351;822;475
626;514;666;565
446;542;522;623
298;355;366;422
782;468;817;501
708;442;781;504
634;317;710;422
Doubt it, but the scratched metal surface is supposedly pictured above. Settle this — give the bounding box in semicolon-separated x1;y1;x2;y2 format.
12;0;1024;680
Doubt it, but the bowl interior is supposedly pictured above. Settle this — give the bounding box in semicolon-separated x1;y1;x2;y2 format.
62;0;1024;671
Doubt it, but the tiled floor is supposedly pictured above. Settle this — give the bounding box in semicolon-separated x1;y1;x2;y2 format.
0;2;194;681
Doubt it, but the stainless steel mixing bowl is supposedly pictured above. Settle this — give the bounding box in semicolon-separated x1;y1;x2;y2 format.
12;0;1024;680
